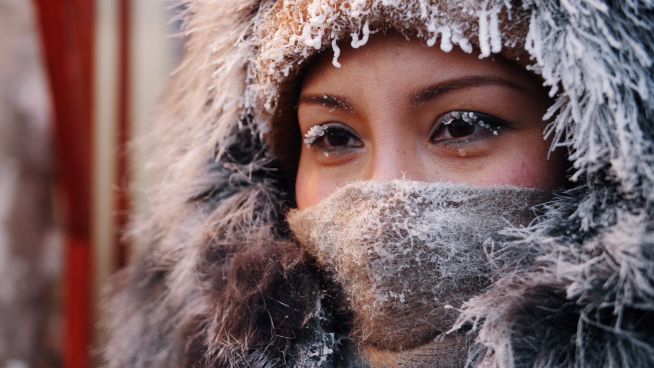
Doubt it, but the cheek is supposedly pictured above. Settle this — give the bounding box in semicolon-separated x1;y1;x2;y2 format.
295;155;341;210
294;173;319;210
473;148;567;190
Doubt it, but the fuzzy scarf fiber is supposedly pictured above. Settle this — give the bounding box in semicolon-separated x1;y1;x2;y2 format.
288;181;547;351
288;181;549;366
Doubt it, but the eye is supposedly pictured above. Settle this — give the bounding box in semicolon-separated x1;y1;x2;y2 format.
429;111;509;144
303;123;363;152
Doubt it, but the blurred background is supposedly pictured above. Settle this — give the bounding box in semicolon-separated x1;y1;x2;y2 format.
0;0;184;366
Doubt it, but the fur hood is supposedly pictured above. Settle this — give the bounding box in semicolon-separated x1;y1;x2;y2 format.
102;1;654;367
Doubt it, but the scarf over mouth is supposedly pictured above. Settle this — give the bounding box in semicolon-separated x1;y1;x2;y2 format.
287;180;550;366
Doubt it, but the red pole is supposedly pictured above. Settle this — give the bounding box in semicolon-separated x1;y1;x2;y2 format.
32;1;95;367
115;0;131;270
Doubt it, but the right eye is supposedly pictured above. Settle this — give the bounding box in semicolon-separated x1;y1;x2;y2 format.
304;123;363;152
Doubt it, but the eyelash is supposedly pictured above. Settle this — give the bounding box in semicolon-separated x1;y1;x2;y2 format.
303;111;509;152
303;122;362;150
429;111;509;144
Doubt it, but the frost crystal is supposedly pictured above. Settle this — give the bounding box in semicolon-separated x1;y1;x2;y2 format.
331;39;342;68
440;26;454;52
304;125;328;146
350;20;370;49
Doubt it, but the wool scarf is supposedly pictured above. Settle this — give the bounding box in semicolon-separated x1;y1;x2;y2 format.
288;180;549;367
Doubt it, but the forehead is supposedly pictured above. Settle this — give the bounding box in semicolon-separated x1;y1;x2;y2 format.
300;34;538;98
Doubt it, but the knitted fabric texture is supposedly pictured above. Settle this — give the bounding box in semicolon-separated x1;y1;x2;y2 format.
288;181;548;365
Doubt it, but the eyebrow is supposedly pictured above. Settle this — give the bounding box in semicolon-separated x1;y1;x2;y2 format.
410;76;527;106
298;94;355;113
298;76;527;113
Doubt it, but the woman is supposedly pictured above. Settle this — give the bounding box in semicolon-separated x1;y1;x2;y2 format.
103;1;654;367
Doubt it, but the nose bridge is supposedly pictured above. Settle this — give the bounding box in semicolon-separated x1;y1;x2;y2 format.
360;89;418;182
367;129;415;181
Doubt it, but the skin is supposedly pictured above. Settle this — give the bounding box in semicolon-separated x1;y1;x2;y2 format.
295;34;567;209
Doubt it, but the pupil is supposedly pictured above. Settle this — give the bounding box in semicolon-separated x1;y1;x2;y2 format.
326;131;350;146
447;120;475;138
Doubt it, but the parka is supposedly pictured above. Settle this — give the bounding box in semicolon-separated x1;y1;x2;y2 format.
102;1;654;367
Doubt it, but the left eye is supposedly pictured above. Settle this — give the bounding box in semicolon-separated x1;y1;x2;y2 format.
429;111;508;143
304;123;363;152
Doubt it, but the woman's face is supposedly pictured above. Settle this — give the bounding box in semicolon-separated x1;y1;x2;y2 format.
295;34;567;209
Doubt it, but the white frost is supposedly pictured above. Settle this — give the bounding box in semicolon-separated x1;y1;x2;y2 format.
304;124;328;146
489;9;502;53
350;20;370;49
331;39;342;68
478;9;491;58
301;23;322;50
440;26;453;53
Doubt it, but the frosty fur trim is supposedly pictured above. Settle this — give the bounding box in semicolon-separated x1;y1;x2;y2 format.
102;1;654;367
246;0;523;118
452;188;654;368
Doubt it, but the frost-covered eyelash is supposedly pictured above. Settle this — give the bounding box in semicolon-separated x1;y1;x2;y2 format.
303;125;329;147
304;112;503;147
442;111;504;136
